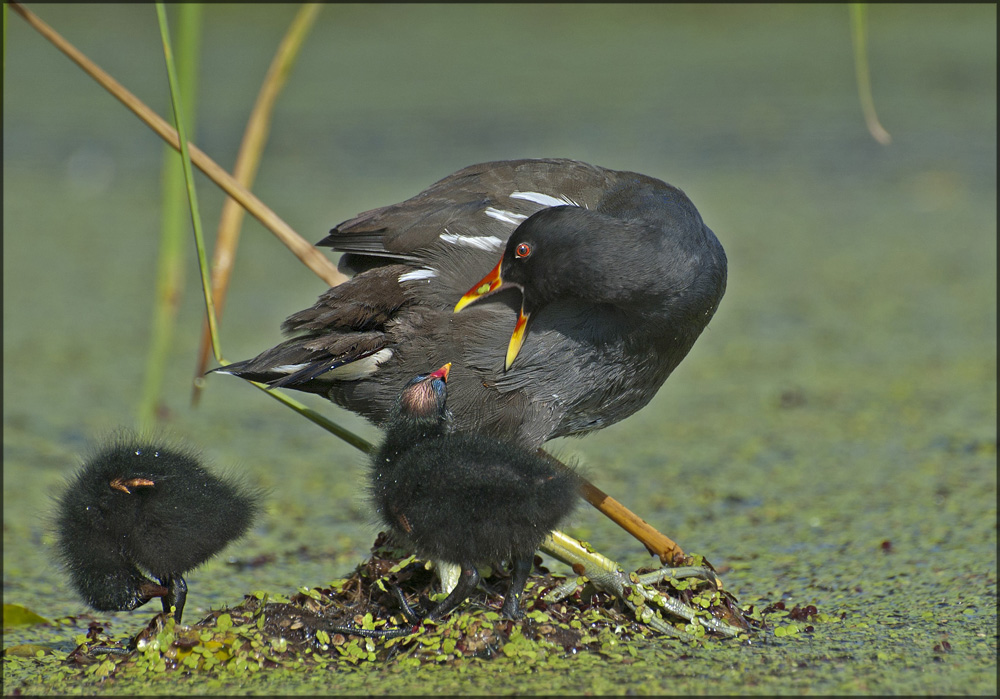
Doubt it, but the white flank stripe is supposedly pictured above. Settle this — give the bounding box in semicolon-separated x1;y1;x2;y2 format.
322;349;393;380
272;348;394;381
439;231;503;251
272;362;310;374
510;190;578;208
484;207;527;225
398;268;437;282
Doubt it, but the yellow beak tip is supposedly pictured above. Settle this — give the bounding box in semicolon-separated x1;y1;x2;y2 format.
504;324;527;371
454;294;475;314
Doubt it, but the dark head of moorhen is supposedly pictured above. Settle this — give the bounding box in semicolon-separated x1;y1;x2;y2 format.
369;363;580;621
216;159;726;448
53;434;262;624
454;190;726;371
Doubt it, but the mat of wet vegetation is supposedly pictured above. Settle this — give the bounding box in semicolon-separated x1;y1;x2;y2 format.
43;537;767;673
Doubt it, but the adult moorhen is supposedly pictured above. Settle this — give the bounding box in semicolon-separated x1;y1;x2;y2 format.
217;158;727;450
369;363;580;624
53;433;262;624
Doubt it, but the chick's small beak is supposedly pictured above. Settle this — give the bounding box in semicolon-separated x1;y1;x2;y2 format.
429;363;451;382
454;259;504;313
109;477;155;494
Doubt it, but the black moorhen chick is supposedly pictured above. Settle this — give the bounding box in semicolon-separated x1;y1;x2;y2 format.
54;434;262;624
370;363;580;623
217;158;726;449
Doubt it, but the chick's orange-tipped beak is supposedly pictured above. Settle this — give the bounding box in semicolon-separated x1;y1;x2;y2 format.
454;259;504;313
109;477;155;494
429;363;451;382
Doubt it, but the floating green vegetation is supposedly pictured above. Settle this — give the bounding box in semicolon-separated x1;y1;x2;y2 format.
36;537;840;680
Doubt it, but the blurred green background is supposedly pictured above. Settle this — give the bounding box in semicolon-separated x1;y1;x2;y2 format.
3;3;995;694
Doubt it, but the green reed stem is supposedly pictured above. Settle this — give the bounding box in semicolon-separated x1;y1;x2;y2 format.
155;3;222;360
849;3;891;145
139;4;203;427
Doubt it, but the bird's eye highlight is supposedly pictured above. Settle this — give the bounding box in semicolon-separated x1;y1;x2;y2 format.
515;243;532;259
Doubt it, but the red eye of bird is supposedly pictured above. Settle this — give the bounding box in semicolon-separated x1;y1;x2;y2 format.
515;243;532;259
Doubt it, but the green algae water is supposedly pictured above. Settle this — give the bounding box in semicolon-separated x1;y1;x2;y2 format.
4;4;995;694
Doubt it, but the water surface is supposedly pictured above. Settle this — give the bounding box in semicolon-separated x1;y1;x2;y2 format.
3;4;995;694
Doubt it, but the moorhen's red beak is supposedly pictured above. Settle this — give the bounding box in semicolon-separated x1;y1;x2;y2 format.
505;309;530;372
454;259;504;313
454;260;530;371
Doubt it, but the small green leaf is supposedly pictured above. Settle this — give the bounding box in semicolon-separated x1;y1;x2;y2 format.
3;643;56;657
3;603;51;628
216;613;233;632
